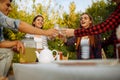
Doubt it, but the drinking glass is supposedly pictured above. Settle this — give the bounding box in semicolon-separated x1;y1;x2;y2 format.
59;27;68;42
54;24;68;41
54;24;60;30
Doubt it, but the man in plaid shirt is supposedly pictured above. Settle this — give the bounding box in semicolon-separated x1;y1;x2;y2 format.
65;0;120;58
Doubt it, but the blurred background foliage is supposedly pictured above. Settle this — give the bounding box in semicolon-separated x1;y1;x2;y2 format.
3;0;117;61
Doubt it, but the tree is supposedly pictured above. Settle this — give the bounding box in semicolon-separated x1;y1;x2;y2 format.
62;2;80;29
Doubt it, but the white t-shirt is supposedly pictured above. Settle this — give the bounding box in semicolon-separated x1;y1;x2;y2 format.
80;38;90;59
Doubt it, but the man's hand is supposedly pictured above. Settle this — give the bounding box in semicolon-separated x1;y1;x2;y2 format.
15;41;25;54
45;29;59;37
0;40;25;54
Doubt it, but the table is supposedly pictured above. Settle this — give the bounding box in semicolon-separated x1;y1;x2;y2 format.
13;60;120;80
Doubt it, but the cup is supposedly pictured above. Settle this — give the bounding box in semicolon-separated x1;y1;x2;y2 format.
58;28;67;43
58;51;63;60
54;24;60;30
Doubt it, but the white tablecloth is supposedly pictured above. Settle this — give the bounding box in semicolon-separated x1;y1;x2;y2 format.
13;60;120;80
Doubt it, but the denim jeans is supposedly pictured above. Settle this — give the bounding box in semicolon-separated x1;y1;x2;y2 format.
0;48;14;77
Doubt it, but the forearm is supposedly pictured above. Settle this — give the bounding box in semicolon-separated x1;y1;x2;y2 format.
18;21;47;35
0;40;18;48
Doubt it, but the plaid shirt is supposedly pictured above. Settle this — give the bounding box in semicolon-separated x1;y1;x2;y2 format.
74;3;120;37
74;3;120;58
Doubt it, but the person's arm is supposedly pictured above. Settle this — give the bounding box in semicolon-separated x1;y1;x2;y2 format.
18;21;57;36
0;40;25;54
0;12;58;37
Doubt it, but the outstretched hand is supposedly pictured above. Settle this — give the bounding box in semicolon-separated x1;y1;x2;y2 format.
46;28;75;40
45;29;59;37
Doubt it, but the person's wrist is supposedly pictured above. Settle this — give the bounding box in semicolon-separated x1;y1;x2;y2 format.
43;30;49;36
15;40;19;45
16;40;22;44
72;29;75;36
42;30;48;36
